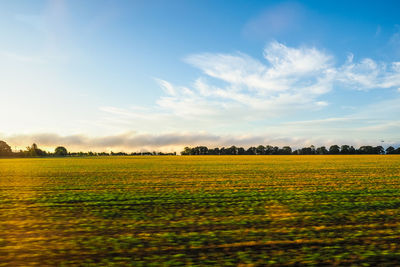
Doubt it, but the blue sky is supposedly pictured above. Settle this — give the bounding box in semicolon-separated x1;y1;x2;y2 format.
1;0;400;151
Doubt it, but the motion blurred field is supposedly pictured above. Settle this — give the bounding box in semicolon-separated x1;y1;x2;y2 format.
1;155;400;266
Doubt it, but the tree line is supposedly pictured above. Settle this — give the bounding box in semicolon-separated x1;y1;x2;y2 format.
1;140;400;158
181;144;400;155
0;141;176;158
0;141;76;157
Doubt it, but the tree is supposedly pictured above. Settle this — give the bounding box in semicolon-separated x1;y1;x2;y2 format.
386;146;395;154
374;146;385;154
0;140;12;156
247;147;257;155
26;143;46;157
280;146;292;155
265;145;274;155
256;145;265;155
358;146;374;154
237;147;246;155
212;147;220;155
54;146;68;157
181;147;192;155
329;145;340;154
220;147;227;155
227;146;238;155
316;146;328;155
301;147;313;155
198;146;209;155
341;145;350;154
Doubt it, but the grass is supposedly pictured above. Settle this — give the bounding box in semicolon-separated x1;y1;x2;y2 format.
1;155;400;266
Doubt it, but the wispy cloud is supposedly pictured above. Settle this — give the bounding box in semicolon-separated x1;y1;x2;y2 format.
1;132;300;152
133;41;336;125
100;41;400;134
338;54;400;90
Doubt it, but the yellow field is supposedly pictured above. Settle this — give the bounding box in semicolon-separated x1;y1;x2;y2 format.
1;155;400;266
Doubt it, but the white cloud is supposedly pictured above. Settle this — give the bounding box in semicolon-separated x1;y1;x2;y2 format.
156;78;177;96
125;41;400;125
96;41;400;142
144;41;336;124
338;56;400;90
185;41;334;96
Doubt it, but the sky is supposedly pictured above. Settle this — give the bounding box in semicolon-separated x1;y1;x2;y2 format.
1;0;400;152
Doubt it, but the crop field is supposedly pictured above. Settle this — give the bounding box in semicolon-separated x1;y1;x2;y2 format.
1;155;400;266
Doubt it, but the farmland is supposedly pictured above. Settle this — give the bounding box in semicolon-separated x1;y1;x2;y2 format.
1;155;400;266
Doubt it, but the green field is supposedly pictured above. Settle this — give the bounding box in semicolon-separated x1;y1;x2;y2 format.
1;155;400;266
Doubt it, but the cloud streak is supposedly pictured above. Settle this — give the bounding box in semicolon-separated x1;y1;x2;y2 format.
338;54;400;90
1;132;305;152
3;131;396;153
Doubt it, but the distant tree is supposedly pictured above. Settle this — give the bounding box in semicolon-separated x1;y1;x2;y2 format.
374;146;385;155
26;143;46;157
386;146;395;154
349;146;356;154
329;145;340;154
316;146;328;155
188;146;208;155
199;146;209;155
0;140;12;156
358;146;374;154
341;145;350;154
54;146;68;157
181;147;192;155
280;146;292;155
227;146;238;155
247;147;257;155
220;147;227;155
292;149;300;155
212;147;220;155
301;147;313;155
237;147;246;155
265;145;274;155
256;145;265;155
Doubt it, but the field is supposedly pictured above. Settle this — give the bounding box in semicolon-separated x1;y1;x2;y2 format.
1;155;400;266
